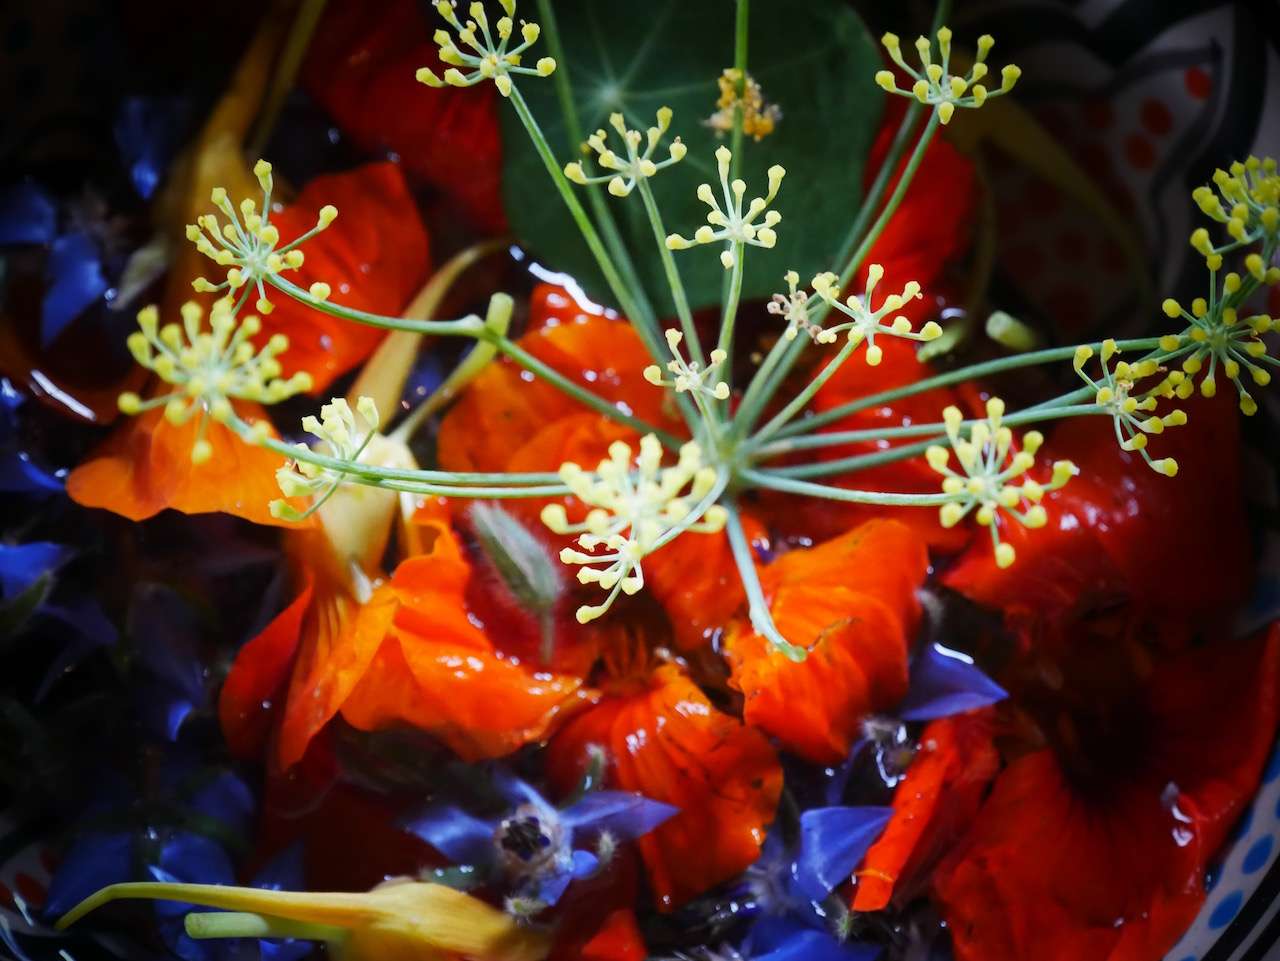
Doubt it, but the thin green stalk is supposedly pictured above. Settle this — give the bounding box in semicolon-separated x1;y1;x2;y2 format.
724;500;807;662
717;242;746;407
492;335;681;446
507;83;702;434
753;403;1103;456
638;177;704;365
741;467;953;506
731;0;950;433
535;0;658;327
506;86;660;354
750;338;857;445
764;337;1165;442
186;912;344;943
732;329;805;439
267;276;485;336
722;0;750;307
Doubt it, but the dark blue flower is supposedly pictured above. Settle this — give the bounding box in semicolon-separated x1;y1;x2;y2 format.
896;642;1007;722
743;916;882;961
113;97;189;201
0;379;63;496
404;769;676;907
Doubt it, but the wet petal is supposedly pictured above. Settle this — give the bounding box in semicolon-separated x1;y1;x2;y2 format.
560;791;678;842
795;805;893;902
402;805;497;867
898;642;1007;722
546;664;782;910
726;521;926;762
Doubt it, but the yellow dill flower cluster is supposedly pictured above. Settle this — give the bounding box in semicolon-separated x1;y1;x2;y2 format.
876;27;1020;124
564;108;687;198
704;68;782;141
415;0;555;98
541;435;727;623
187;160;336;314
1073;340;1185;475
665;146;784;269
1157;157;1280;415
271;396;380;521
926;398;1076;569
809;264;942;364
118;300;311;463
644;329;730;402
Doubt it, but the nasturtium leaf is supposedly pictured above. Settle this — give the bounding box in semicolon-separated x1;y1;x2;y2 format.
500;0;884;313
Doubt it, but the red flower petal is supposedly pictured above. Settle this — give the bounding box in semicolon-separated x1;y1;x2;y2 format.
859;97;977;315
302;0;504;231
263;162;432;393
934;624;1280;961
852;710;998;912
219;582;314;759
944;393;1250;632
546;663;782;910
725;520;926;762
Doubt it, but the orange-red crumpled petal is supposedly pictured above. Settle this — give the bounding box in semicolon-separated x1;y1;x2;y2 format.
546;663;783;911
262;161;432;393
933;625;1280;961
219;582;315;760
725;520;927;763
944;393;1250;631
764;339;971;551
852;710;998;912
65;401;304;526
302;0;504;232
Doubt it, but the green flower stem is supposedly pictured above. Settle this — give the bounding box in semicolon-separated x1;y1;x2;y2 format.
506;85;662;362
651;469;731;552
638;177;704;366
534;0;658;329
767;436;940;480
229;415;561;487
489;334;681;446
732;329;807;441
741;467;954;505
722;0;750;307
763;337;1165;442
266;276;485;336
724;499;807;663
185;912;346;943
717;241;747;409
748;338;858;447
507;83;702;434
753;403;1103;456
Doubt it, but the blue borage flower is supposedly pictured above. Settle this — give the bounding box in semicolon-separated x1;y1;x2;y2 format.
403;768;676;909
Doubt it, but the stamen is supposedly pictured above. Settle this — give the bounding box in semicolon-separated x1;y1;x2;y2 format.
665;146;784;269
563;107;685;198
876;27;1019;124
416;0;555;97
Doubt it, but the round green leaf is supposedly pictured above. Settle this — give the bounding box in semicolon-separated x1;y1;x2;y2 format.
501;0;885;313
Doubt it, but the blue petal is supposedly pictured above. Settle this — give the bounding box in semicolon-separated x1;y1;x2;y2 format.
187;770;255;839
898;643;1007;722
42;231;108;345
252;843;306;891
747;917;882;961
561;790;677;842
569;848;600;880
0;541;72;598
114;97;187;200
129;584;209;740
795;806;893;902
0;452;63;495
402;805;497;867
36;599;119;699
0;182;56;245
533;866;574;907
155;833;236;891
148;866;223;961
491;768;553;811
43;832;134;918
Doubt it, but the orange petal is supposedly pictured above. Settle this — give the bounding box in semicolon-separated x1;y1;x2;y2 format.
66;401;306;527
263;162;432;393
437;285;675;473
276;582;400;769
546;664;782;910
852;711;998;912
725;520;927;763
220;582;315;759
